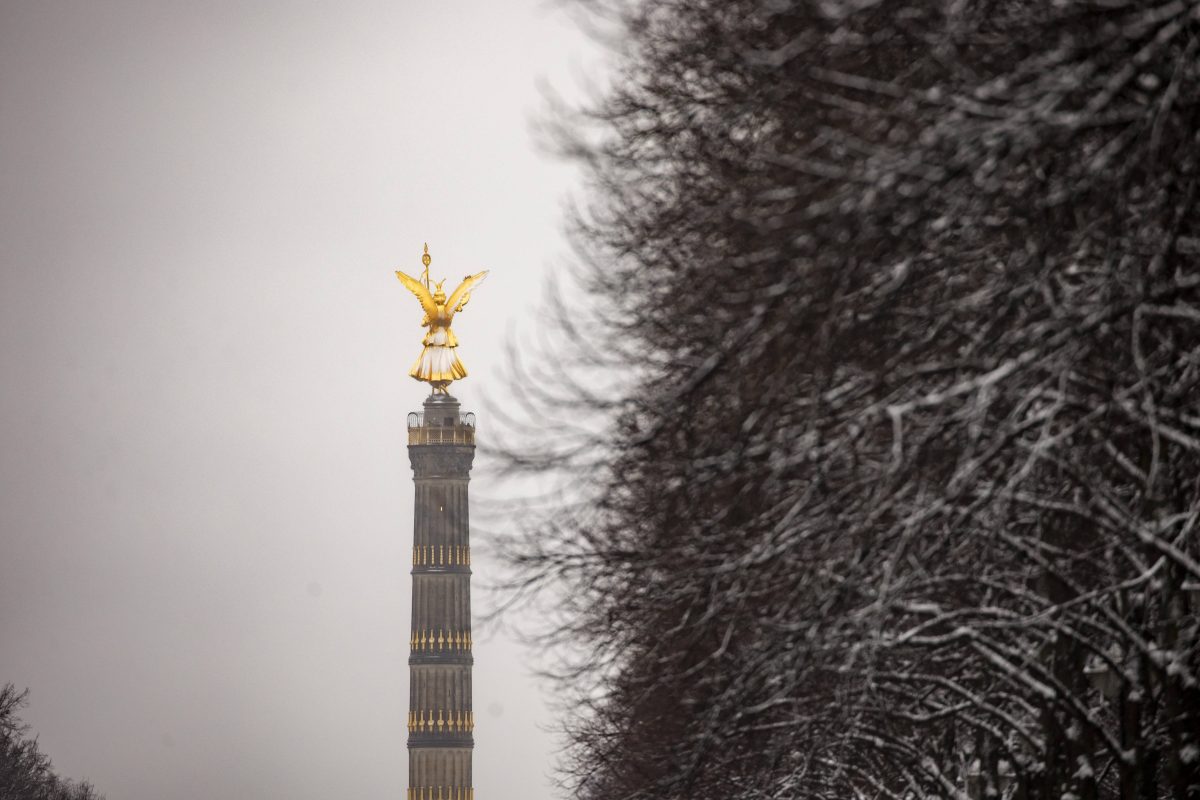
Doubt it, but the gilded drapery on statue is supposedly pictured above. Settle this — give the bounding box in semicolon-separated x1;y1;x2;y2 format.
394;244;489;394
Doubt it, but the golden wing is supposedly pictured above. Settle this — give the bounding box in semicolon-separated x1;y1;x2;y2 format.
446;271;489;316
395;269;438;321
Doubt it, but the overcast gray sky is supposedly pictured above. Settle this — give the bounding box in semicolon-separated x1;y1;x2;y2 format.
0;2;599;797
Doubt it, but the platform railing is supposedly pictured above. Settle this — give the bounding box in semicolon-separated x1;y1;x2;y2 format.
407;412;476;446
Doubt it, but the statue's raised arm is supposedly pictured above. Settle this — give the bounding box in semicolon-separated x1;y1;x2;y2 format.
393;244;489;395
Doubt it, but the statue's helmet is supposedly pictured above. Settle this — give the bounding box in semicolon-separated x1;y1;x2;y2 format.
433;279;447;304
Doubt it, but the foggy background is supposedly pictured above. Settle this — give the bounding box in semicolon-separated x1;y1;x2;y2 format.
0;1;597;797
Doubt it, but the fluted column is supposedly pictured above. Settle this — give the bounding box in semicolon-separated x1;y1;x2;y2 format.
407;394;475;800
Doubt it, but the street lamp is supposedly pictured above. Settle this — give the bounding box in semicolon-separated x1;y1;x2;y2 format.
1085;654;1121;700
1182;580;1200;609
966;759;983;800
998;760;1016;795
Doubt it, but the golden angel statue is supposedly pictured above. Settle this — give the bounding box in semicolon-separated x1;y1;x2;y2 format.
394;244;489;394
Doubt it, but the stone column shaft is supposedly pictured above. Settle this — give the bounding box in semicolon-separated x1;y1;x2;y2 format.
406;395;475;799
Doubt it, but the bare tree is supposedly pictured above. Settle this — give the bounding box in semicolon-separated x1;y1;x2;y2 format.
0;685;104;800
500;1;1200;798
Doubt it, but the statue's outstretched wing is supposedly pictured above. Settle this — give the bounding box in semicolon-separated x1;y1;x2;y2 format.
395;270;438;320
446;271;489;315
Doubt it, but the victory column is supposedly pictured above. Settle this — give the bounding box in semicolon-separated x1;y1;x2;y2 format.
395;245;489;800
